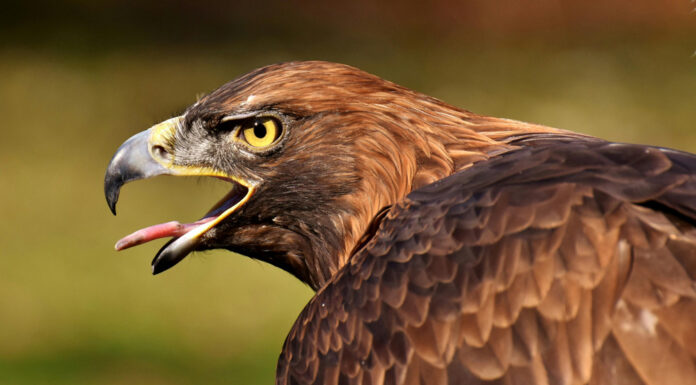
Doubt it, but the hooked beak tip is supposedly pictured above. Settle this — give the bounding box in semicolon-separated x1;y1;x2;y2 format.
104;126;173;217
106;187;119;215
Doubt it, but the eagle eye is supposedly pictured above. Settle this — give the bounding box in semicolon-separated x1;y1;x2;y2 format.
241;117;281;148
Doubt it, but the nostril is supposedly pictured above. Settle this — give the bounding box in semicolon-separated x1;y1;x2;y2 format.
152;145;173;162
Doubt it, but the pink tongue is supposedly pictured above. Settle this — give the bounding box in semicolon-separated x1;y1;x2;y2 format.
115;217;216;251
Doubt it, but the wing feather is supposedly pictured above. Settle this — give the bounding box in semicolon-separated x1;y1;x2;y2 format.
276;139;696;385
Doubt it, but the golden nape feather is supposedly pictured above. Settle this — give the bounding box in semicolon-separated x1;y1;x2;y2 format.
104;61;696;385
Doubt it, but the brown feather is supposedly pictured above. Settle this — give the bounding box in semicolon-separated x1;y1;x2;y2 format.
127;62;696;385
276;136;696;384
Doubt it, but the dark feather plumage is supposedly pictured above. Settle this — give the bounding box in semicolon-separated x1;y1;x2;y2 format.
276;140;696;385
105;61;696;385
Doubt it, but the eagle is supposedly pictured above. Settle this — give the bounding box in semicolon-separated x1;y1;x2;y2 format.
104;61;696;385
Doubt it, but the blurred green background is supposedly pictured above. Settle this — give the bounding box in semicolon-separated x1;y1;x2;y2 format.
1;1;694;384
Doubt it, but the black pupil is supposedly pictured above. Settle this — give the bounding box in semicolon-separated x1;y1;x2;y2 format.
253;121;267;138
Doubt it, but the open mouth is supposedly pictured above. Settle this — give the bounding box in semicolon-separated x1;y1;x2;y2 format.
105;116;256;274
115;181;252;274
115;181;248;251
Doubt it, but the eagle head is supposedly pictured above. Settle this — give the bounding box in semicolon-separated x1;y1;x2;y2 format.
104;61;509;289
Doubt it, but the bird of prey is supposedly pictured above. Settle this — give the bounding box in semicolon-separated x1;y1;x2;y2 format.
104;61;696;385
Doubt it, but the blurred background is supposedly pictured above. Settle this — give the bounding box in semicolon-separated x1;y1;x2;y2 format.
1;0;694;384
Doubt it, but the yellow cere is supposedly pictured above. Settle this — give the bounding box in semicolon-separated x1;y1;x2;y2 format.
242;118;279;148
147;116;251;188
147;116;182;168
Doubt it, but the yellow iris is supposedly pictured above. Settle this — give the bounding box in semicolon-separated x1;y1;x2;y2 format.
242;118;280;148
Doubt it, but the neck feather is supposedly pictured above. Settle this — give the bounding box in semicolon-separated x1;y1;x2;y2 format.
305;98;572;289
320;98;563;284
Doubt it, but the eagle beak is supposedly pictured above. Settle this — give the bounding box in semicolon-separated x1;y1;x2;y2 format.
104;116;253;275
104;117;181;215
